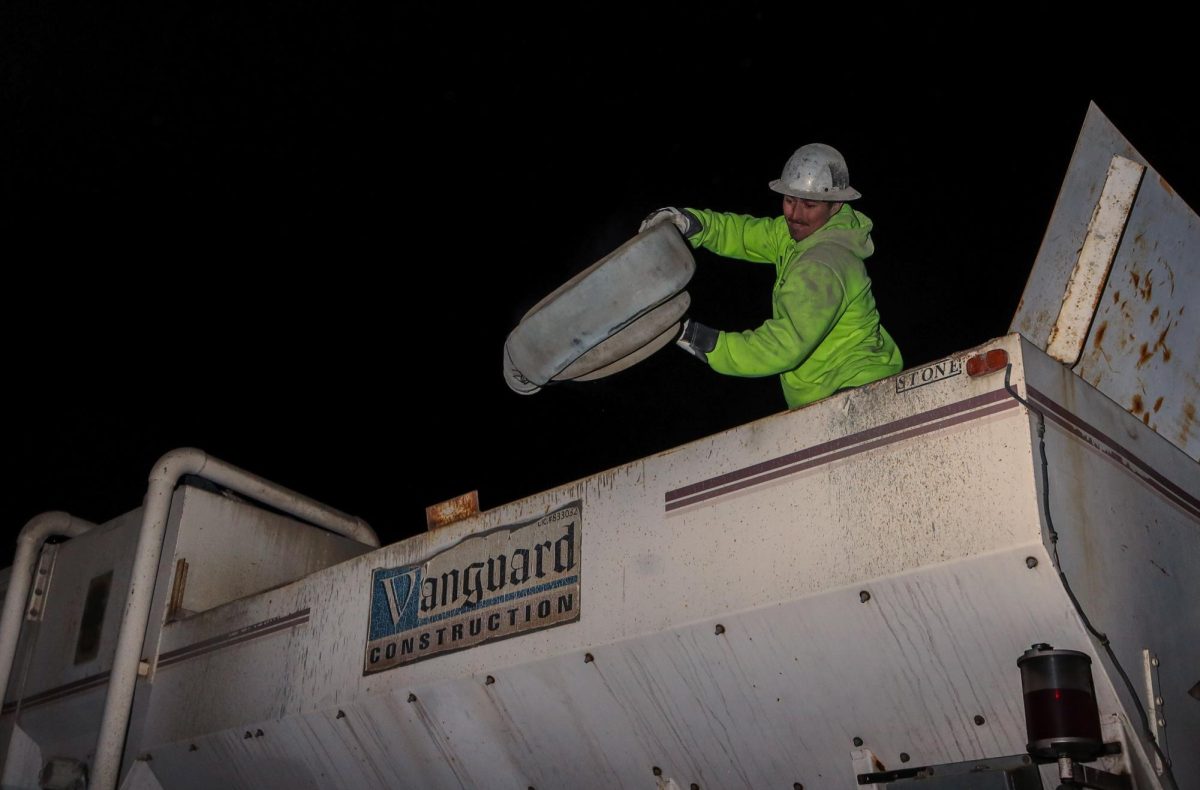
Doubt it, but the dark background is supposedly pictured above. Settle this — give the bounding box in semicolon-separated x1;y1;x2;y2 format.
3;7;1196;566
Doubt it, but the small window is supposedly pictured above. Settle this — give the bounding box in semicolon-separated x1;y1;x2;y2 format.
74;572;112;664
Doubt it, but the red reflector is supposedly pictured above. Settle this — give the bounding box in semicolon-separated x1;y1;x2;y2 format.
966;349;1009;377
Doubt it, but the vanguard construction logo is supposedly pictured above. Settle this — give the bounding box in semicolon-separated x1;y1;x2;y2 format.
364;502;581;673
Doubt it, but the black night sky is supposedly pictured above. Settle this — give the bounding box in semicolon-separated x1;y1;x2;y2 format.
3;7;1196;566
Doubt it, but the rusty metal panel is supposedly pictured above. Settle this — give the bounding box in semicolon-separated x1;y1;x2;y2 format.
1011;102;1200;461
1074;168;1200;460
424;490;479;531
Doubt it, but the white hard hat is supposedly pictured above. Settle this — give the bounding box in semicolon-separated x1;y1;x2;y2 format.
769;143;861;201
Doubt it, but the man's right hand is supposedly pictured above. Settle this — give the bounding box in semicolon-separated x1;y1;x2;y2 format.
639;207;701;238
676;317;718;361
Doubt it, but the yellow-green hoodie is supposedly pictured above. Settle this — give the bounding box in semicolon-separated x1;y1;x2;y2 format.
686;205;902;408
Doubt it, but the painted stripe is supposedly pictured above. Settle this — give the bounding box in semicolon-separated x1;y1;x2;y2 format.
666;389;1017;512
2;671;110;714
1027;386;1200;521
2;608;310;714
157;608;311;669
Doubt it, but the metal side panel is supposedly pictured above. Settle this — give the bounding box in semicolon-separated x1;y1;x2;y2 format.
133;543;1149;790
0;509;143;772
1021;337;1200;789
1011;102;1200;461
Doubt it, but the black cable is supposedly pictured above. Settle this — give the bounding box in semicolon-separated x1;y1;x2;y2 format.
1004;364;1178;790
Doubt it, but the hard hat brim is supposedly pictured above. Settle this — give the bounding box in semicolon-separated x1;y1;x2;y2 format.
768;179;861;201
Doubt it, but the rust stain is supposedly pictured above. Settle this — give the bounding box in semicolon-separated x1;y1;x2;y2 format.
1140;271;1153;301
1136;343;1154;368
1181;402;1196;445
1143;413;1150;425
1131;394;1144;414
1150;307;1159;324
425;490;480;530
1093;322;1107;348
1158;175;1175;196
1112;290;1121;304
1153;397;1164;413
1154;325;1172;363
1130;271;1140;289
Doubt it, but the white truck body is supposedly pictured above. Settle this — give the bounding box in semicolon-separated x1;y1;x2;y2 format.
2;105;1197;789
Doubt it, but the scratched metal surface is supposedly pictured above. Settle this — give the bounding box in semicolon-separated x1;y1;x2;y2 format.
147;545;1090;790
1011;102;1199;461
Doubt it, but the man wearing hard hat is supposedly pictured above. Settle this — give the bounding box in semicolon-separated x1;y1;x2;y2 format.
640;143;902;409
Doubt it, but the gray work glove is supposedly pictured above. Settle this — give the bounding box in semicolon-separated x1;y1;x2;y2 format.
639;207;701;238
676;317;718;361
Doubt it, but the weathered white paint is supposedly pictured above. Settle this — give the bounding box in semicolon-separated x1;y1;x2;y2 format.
3;340;1197;789
1045;154;1145;364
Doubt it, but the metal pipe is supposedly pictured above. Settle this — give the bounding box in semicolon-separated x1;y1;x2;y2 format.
0;512;95;716
91;448;379;790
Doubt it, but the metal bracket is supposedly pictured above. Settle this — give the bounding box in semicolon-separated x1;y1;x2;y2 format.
1142;649;1167;775
851;747;886;778
26;544;60;621
1057;755;1132;789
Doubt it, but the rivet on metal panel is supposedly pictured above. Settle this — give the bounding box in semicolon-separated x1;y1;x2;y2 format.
255;729;263;737
793;784;804;790
407;693;417;703
188;744;197;752
336;710;345;719
714;624;725;635
33;588;43;596
1157;718;1166;727
1155;696;1164;706
243;732;252;739
691;784;700;790
652;766;663;776
485;675;496;685
137;754;152;762
900;752;910;763
1026;556;1039;568
1151;657;1160;667
859;591;871;603
852;737;864;747
974;715;986;726
584;652;594;663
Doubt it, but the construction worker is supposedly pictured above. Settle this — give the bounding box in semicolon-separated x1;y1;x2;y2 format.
640;143;903;409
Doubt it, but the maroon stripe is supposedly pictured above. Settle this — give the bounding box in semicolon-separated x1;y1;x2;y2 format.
2;609;310;713
666;398;1020;512
666;389;1010;504
1027;387;1200;521
2;671;109;714
158;609;310;668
